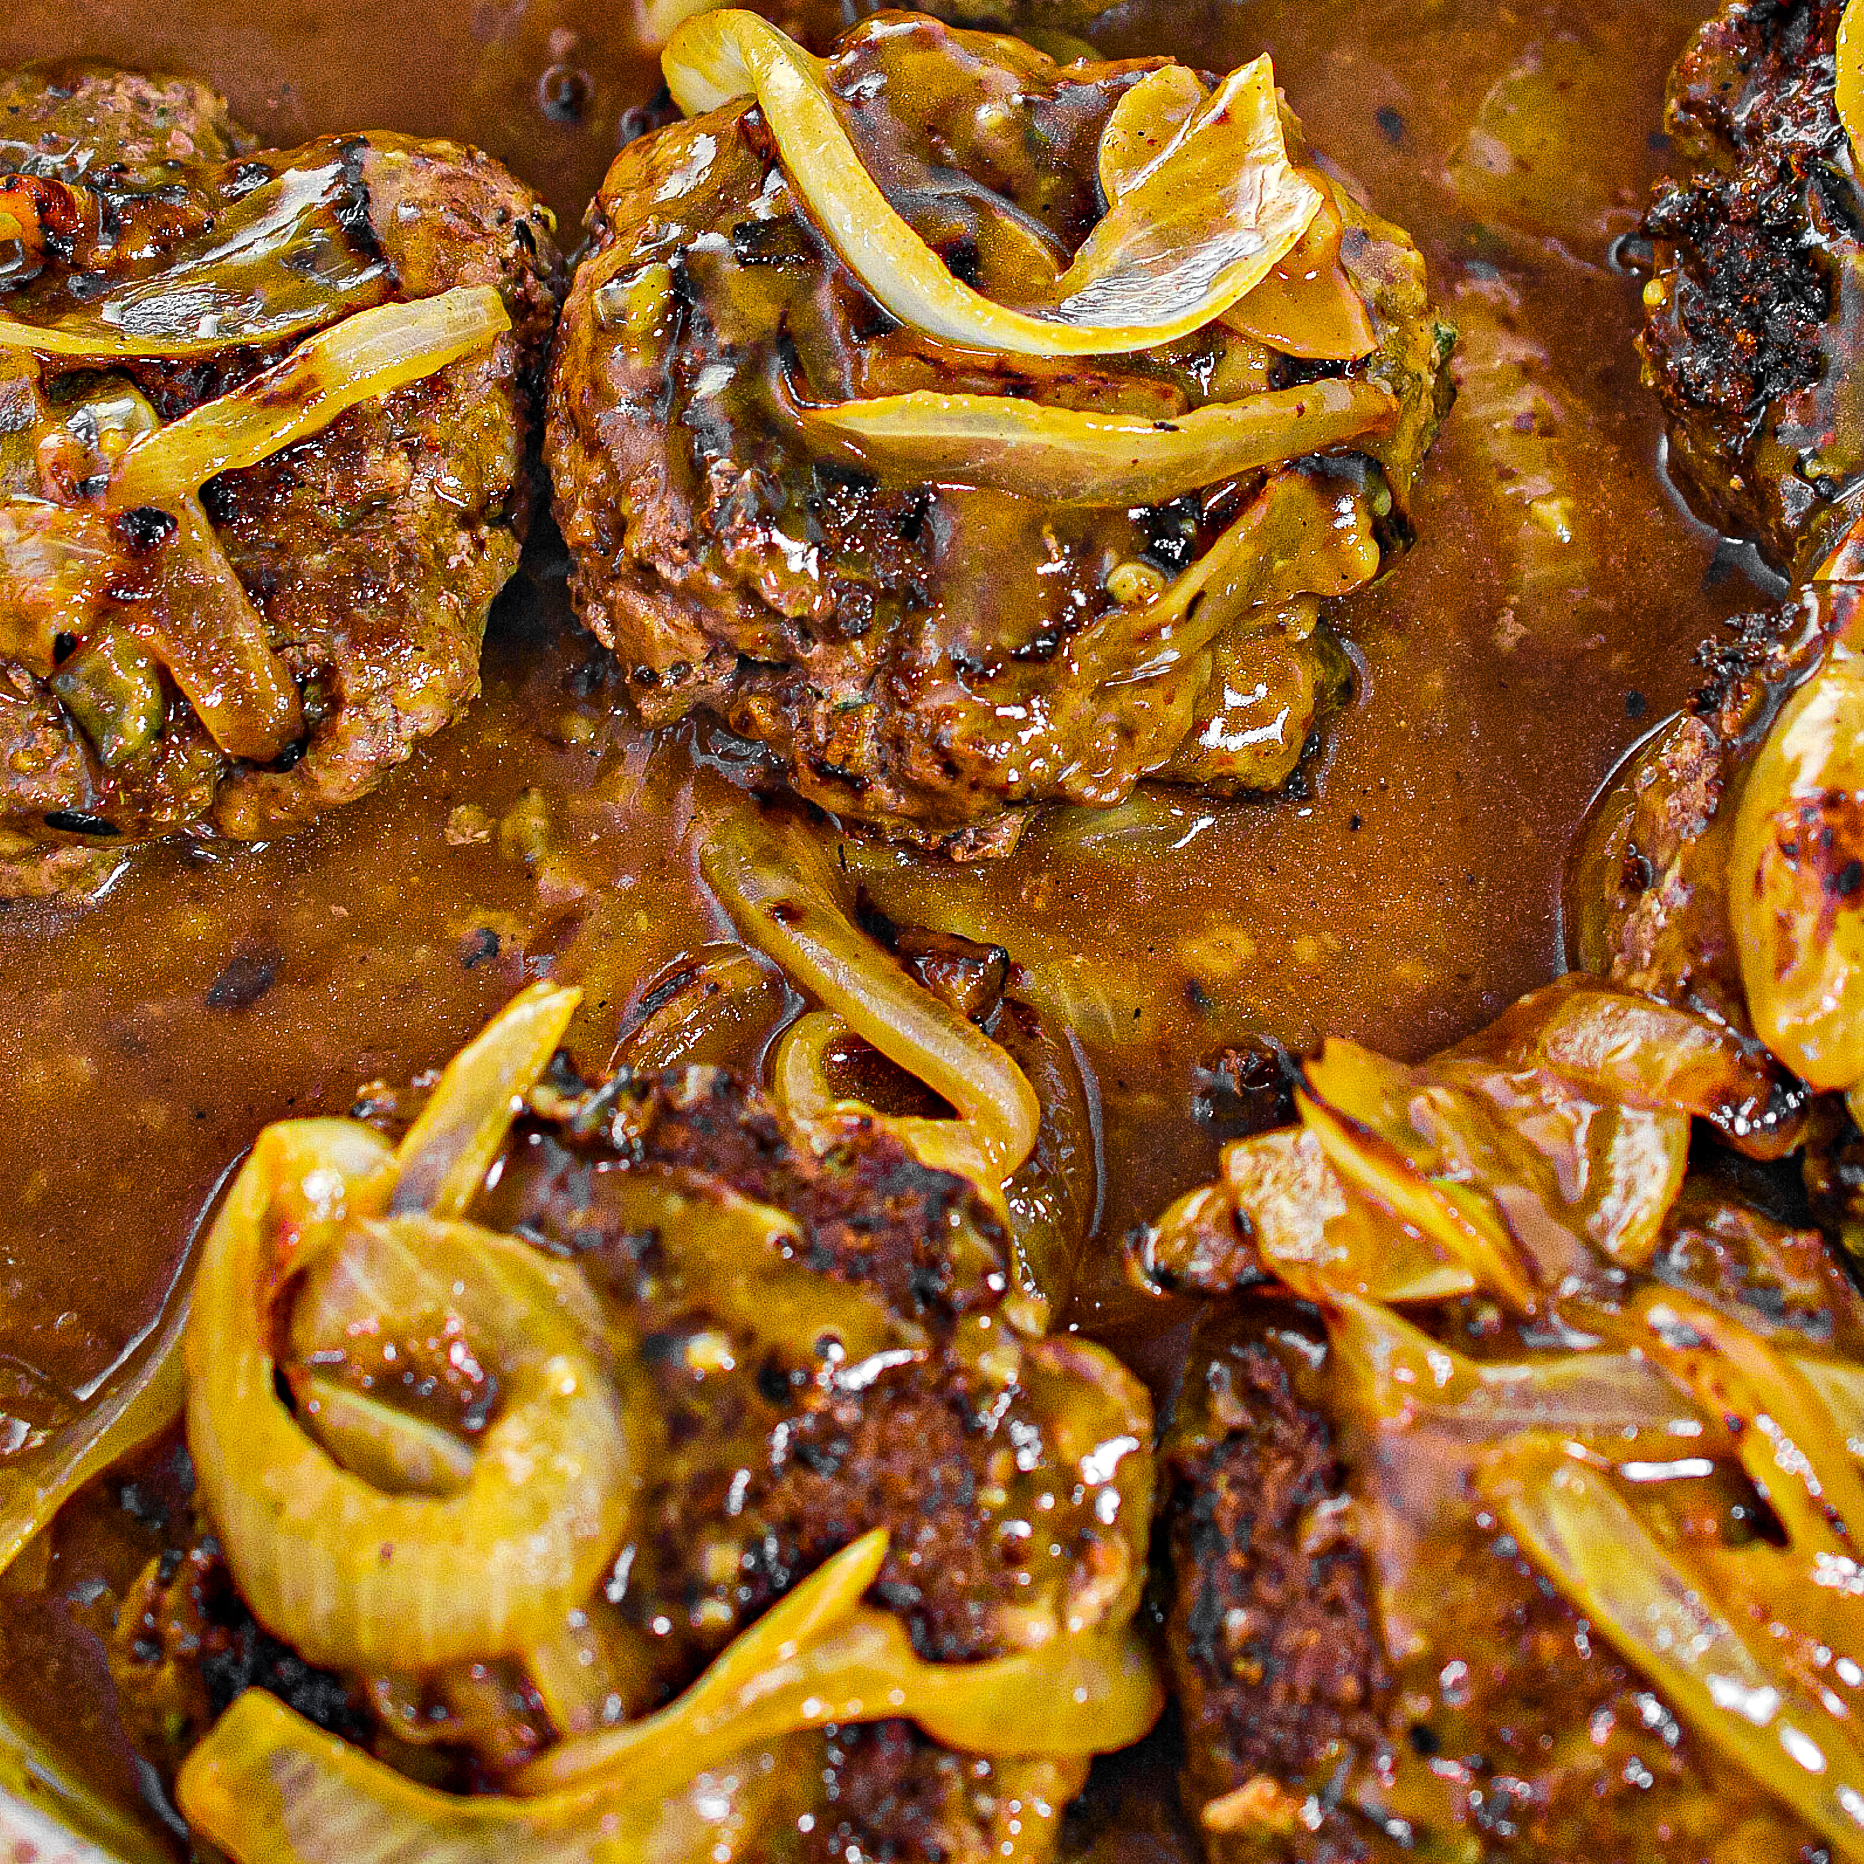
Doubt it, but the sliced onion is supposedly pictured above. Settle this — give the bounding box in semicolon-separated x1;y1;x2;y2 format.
1221;178;1379;362
0;1261;190;1578
1483;1441;1864;1864
186;1116;636;1671
110;287;511;510
0;499;121;673
140;489;306;763
292;1376;477;1497
1625;1285;1864;1559
389;981;580;1219
1463;975;1807;1161
1096;64;1207;204
1841;0;1864;178
1327;1289;1717;1447
702;808;1040;1182
62;383;305;764
519;1530;1161;1796
1296;1047;1542;1312
0;1696;177;1864
179;1694;812;1864
0;159;390;361
771;1007;1005;1215
796;378;1396;503
662;12;1320;357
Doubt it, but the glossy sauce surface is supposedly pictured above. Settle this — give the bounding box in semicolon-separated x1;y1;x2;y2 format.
0;0;1780;1843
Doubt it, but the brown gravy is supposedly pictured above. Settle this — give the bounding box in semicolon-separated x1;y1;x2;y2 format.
0;0;1783;1844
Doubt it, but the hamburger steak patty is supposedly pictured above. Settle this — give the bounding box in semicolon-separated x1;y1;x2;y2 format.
547;13;1452;856
0;63;563;902
111;1042;1154;1864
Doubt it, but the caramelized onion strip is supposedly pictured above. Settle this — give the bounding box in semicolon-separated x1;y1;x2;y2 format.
110;288;510;510
702;811;1040;1182
186;1114;635;1672
1484;1442;1864;1864
1841;0;1864;178
389;981;580;1219
772;1008;1005;1209
662;12;1320;357
1082;466;1380;690
179;1693;808;1864
796;379;1396;503
519;1530;1162;1796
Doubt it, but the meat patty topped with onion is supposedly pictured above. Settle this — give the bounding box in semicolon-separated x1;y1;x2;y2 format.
94;854;1157;1864
1132;973;1864;1862
548;10;1453;856
0;63;562;901
1639;0;1864;580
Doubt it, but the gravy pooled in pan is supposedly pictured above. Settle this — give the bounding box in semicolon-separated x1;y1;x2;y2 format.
548;11;1451;855
0;64;561;900
0;0;1838;1862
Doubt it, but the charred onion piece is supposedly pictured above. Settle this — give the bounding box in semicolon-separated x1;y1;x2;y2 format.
661;11;1321;358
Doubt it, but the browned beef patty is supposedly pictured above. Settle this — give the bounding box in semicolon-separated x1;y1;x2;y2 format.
0;65;563;902
113;1053;1150;1864
1639;0;1864;579
547;14;1451;857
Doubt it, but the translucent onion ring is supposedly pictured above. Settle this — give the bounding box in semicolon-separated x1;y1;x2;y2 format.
110;287;511;510
795;378;1397;504
188;1127;635;1671
701;810;1041;1183
662;11;1321;358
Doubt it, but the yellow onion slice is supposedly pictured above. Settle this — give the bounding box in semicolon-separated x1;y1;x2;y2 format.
1483;1441;1864;1864
1096;64;1207;203
1095;72;1374;360
0;159;391;361
180;1697;812;1864
1327;1289;1720;1449
1296;1044;1542;1312
1626;1286;1864;1558
186;1115;636;1672
0;500;121;673
519;1529;1161;1796
389;980;579;1219
772;1007;1005;1213
51;382;306;764
1841;0;1864;178
0;1264;190;1579
662;12;1320;357
702;809;1040;1182
110;287;510;510
796;378;1396;503
142;490;306;763
1221;179;1379;362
